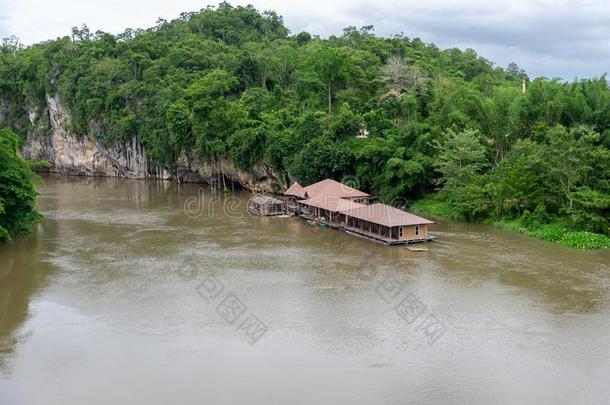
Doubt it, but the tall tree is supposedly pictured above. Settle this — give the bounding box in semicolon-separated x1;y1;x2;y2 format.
0;128;42;241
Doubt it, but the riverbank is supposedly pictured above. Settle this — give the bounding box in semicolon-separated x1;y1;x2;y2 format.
410;195;610;250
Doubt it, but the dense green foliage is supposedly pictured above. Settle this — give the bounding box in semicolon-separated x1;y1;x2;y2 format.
411;196;610;249
494;221;610;250
0;128;41;241
0;3;608;246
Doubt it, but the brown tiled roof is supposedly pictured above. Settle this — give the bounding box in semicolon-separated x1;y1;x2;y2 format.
303;179;370;199
342;203;434;227
299;195;364;212
284;182;307;198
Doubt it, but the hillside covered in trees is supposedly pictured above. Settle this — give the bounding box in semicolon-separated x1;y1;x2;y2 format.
0;2;608;247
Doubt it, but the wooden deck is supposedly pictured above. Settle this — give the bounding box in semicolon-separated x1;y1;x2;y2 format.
248;206;285;217
344;225;435;245
299;213;436;245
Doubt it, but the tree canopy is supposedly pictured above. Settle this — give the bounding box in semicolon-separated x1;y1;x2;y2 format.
0;128;41;241
0;2;608;244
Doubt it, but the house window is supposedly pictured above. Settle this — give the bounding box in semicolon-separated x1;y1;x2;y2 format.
399;227;404;238
415;226;420;236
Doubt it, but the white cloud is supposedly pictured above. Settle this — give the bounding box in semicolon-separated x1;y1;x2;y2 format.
0;0;608;79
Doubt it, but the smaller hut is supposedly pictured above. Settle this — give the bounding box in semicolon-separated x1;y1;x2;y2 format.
249;195;285;216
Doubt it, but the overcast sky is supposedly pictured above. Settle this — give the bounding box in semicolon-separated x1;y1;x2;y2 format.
0;0;609;79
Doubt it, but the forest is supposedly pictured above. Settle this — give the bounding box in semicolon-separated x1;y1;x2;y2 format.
0;2;608;247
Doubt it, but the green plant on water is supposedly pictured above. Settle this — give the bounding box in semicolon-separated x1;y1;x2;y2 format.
493;220;609;250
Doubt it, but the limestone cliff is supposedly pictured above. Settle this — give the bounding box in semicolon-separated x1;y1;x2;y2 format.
18;94;283;193
21;94;166;179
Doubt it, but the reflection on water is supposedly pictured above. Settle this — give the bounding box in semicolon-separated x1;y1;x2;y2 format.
0;213;55;370
0;174;609;405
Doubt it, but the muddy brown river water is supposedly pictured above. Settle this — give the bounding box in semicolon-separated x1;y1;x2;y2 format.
1;175;609;404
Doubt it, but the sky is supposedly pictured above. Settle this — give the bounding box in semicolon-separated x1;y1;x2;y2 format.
0;0;609;79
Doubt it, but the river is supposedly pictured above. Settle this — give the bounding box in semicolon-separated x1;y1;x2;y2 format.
1;175;609;404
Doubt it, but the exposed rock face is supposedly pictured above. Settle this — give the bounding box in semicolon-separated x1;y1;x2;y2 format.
20;94;166;179
175;152;283;193
18;94;283;193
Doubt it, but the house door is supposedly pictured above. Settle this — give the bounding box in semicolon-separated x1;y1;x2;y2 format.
399;227;404;238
